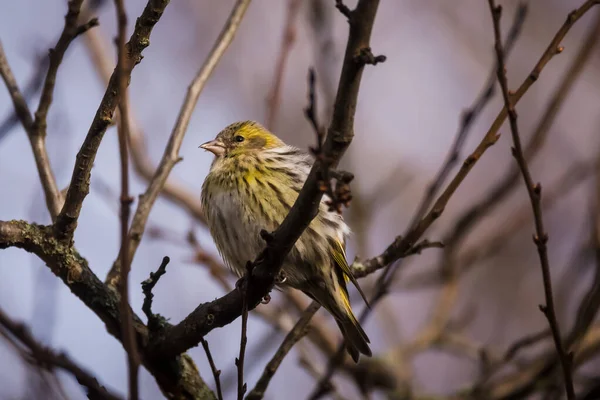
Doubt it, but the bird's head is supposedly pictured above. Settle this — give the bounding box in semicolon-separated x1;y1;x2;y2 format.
199;120;284;158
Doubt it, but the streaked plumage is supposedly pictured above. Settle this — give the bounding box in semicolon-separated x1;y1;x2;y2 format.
200;121;371;361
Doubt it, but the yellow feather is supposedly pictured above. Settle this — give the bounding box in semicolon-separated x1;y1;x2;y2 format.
331;240;370;307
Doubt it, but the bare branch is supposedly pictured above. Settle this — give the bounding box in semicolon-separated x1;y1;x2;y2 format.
236;263;252;400
54;0;171;244
247;302;321;400
0;0;99;220
79;16;207;224
0;42;63;220
0;43;34;131
0;307;122;400
405;3;527;232
200;338;224;400
0;220;215;398
266;0;303;130
488;1;574;397
349;0;600;281
111;0;139;397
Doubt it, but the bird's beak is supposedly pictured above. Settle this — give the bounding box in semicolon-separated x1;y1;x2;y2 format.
199;139;226;157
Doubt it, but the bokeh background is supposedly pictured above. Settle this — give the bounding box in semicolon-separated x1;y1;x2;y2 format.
1;0;600;398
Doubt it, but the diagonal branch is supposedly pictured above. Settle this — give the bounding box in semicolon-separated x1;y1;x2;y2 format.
105;0;252;288
0;1;97;221
246;301;321;400
0;307;122;400
112;0;139;398
488;1;574;398
404;3;527;233
54;0;171;244
265;0;303;130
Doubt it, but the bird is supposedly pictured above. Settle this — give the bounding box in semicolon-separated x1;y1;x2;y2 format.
199;120;371;362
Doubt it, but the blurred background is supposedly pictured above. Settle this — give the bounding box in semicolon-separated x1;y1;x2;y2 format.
1;0;600;398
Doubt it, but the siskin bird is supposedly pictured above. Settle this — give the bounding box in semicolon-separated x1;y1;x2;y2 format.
199;120;371;362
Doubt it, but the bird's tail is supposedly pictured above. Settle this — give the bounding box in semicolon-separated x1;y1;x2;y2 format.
307;275;371;362
334;310;371;363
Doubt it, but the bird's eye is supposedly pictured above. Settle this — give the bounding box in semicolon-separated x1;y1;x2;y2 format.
234;135;245;143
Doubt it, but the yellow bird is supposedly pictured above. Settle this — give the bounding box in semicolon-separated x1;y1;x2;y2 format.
200;121;371;362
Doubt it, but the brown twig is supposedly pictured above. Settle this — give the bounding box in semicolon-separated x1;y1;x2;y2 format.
0;0;98;221
405;3;527;232
105;0;252;288
304;68;355;214
504;329;552;363
29;0;98;220
77;4;210;227
437;1;600;294
54;0;170;244
399;161;594;291
141;256;170;331
0;52;47;141
112;0;138;397
246;301;321;400
488;1;574;398
236;263;252;400
0;307;122;400
0;42;65;220
200;338;224;400
266;0;303;130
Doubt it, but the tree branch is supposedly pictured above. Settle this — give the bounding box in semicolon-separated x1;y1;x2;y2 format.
0;220;216;399
246;301;320;400
349;0;600;281
488;1;574;398
112;0;138;397
0;307;122;400
200;338;224;400
79;1;208;227
265;0;303;130
54;0;171;244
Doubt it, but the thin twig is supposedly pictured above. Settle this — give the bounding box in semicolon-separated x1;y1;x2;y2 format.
200;338;224;400
54;0;170;244
236;264;252;400
30;0;98;219
488;1;574;398
504;329;552;362
437;0;600;291
405;3;528;232
141;256;170;330
246;301;321;400
266;0;303;130
562;10;600;353
0;42;64;220
0;308;122;400
0;53;47;141
399;161;595;291
80;19;208;226
112;0;138;398
106;0;252;288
